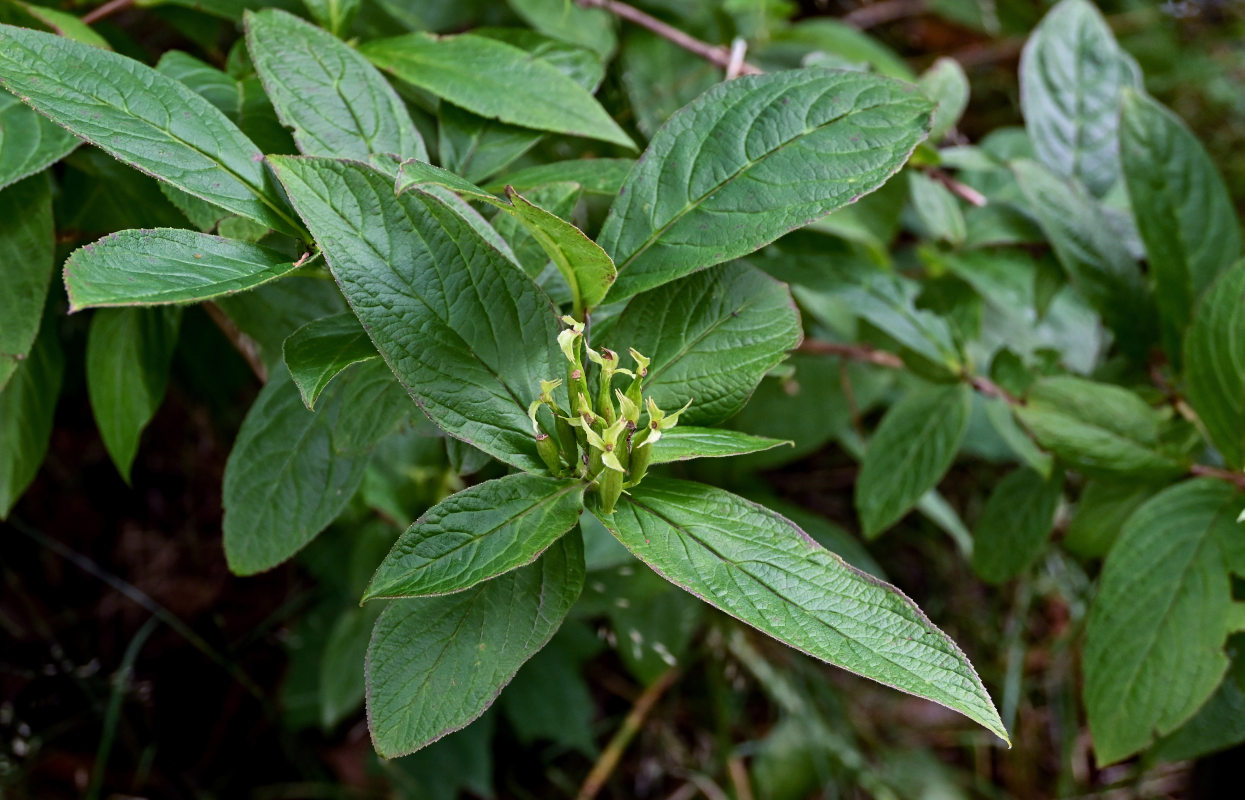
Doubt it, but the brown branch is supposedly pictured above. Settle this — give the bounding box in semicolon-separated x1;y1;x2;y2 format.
798;339;904;369
577;0;763;75
969;374;1018;405
82;0;134;25
576;667;680;800
204;302;267;383
842;0;927;29
927;167;987;207
1190;464;1245;491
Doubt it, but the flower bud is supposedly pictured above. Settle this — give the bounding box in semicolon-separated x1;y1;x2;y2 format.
535;433;562;475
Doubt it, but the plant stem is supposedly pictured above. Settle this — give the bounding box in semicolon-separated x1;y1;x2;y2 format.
1190;463;1245;490
576;0;763;75
798;339;904;368
205;301;268;383
82;0;134;25
575;666;680;800
85;616;159;800
842;0;927;29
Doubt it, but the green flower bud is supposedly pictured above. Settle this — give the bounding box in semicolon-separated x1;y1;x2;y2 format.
535;433;562;475
597;466;623;514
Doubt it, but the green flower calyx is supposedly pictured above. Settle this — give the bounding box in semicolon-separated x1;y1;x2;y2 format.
530;317;692;513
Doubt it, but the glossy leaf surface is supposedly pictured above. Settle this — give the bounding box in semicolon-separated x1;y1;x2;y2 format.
591;479;1007;742
597;69;933;300
603;263;802;425
270;156;561;472
650;428;790;464
64;229;299;310
365;474;584;600
366;533;584;757
246;9;426;162
283;312;379;410
0;24;300;233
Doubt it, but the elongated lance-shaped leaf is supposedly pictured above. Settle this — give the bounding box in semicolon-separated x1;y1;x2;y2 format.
856;383;972;538
590;479;1008;743
245;9;427;162
596;69;933;301
503;186;615;313
86;307;181;483
1084;479;1245;764
1014;376;1187;480
1019;0;1141;197
1184;264;1245;469
650;428;790;464
1012;159;1156;358
63;229;300;311
222;365;370;575
283;312;379;410
365;474;585;600
0;24;301;235
603;263;802;425
0;92;78;191
366;533;584;757
0;174;53;391
269;156;563;472
361;32;633;149
0;318;63;519
1120;90;1242;359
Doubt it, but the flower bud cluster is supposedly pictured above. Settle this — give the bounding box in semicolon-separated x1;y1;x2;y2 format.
528;316;691;513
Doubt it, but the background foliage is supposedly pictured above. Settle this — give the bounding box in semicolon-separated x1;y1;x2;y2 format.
2;0;1245;798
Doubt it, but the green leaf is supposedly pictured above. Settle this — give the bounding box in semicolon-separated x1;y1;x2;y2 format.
0;317;62;519
484;157;633;196
1121;91;1241;358
1152;661;1245;763
1084;479;1245;764
391;157;499;203
283;312;379;410
603;263;802;425
361;32;632;148
0;174;52;390
1014;376;1187;480
366;532;584;757
63;229;300;311
820;262;964;378
214;275;347;368
156;51;239;115
597;68;932;301
765;19;915;81
908;171;966;246
302;0;360;36
590;479;1008;742
365;474;585;600
222;366;370;575
650;428;790;464
856;383;972;538
507;0;617;58
330;359;413;454
134;0;304;20
319;602;382;729
1011;159;1156;357
1019;0;1141;196
0;92;78;191
86;308;181;482
9;2;111;49
269;156;562;472
1063;479;1153;560
918;57;969;143
502;186;614;314
0;24;302;234
1184;264;1245;468
971;468;1064;583
246;9;427;162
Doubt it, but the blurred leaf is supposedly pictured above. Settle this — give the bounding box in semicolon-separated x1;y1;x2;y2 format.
971;468;1063;583
856;383;972;538
1063;479;1153;560
1019;0;1142;196
1084;479;1245;764
909;172;966;246
919;57;969;143
0;316;62;519
1120;90;1241;359
318;602;383;729
501;622;601;756
1183;263;1245;469
86;307;181;482
1015;376;1187;480
0;174;52;390
0;93;78;191
507;0;617;58
763;19;914;80
302;0;360;36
